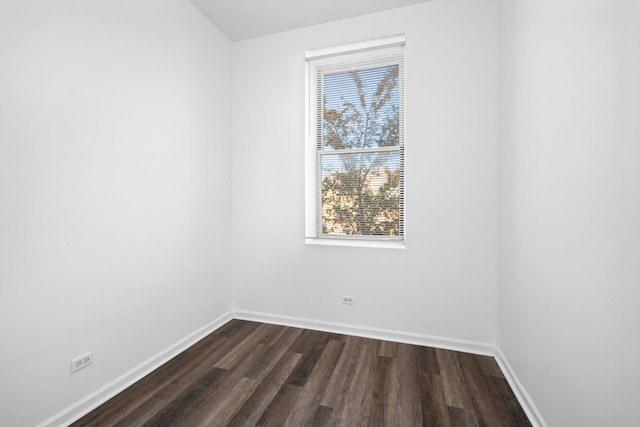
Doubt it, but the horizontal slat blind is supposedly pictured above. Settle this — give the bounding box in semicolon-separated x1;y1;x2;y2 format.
305;36;405;242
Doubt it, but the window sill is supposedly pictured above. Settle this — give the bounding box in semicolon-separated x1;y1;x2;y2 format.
305;238;406;250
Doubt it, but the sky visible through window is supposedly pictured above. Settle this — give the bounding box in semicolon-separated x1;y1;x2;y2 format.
322;65;400;150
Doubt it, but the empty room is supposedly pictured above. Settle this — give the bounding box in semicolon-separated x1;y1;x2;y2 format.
1;0;638;426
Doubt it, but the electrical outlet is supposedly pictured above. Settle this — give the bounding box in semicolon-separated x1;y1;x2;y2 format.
342;296;355;305
71;351;93;373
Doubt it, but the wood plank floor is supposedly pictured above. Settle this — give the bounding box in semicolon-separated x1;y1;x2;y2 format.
72;320;532;427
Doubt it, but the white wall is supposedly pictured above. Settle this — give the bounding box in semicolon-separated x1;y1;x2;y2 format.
0;1;232;425
231;0;499;344
11;0;638;424
498;0;640;426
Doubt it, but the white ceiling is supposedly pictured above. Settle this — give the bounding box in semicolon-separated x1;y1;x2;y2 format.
188;0;431;42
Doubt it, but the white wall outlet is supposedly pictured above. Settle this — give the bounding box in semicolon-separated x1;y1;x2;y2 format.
71;351;94;373
342;296;355;305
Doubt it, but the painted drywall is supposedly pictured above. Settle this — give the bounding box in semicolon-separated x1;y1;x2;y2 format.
0;1;232;425
231;0;498;344
188;0;432;42
498;0;640;425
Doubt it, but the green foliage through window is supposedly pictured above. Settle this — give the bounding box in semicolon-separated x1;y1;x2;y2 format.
320;65;402;238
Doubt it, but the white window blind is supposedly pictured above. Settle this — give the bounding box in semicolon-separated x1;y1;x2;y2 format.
305;36;405;244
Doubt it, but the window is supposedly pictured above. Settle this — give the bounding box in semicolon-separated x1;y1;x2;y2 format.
305;35;405;247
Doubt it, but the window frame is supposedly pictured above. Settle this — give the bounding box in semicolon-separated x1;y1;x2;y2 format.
305;35;406;248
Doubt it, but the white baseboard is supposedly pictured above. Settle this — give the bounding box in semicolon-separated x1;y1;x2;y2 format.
38;311;234;427
494;347;548;427
233;309;496;356
39;310;545;427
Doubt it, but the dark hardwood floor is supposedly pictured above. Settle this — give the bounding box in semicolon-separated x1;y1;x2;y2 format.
72;320;532;427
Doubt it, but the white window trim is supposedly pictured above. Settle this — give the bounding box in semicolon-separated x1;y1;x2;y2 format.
305;35;406;248
305;34;406;61
305;238;406;250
